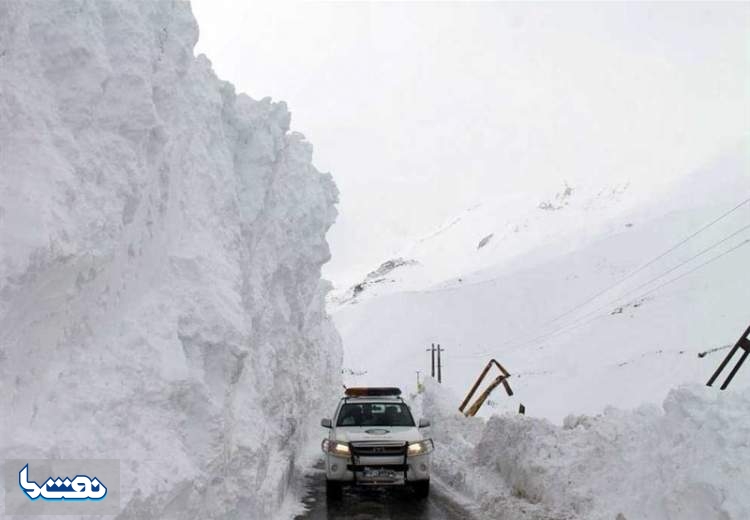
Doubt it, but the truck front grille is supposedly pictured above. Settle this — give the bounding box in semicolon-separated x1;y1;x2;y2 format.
350;442;407;457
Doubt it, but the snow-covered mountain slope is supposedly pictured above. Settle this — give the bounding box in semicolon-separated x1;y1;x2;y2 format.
0;1;340;518
332;146;750;423
329;180;637;303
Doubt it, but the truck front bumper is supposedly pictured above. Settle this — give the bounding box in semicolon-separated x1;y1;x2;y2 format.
325;453;431;484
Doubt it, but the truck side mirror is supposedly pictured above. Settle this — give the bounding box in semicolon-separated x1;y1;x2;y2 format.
321;418;332;428
418;418;430;428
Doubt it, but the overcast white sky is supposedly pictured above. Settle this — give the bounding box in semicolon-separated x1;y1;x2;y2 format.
191;1;748;284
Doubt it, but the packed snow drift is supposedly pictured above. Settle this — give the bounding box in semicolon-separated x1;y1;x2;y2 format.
0;1;340;517
420;379;750;520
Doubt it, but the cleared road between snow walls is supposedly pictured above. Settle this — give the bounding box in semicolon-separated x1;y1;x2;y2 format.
295;463;474;520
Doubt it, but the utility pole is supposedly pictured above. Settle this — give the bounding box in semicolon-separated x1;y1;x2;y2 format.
707;324;750;390
437;344;444;383
426;344;435;378
416;370;421;391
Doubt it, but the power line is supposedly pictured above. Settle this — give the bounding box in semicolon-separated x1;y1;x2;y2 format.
633;238;750;301
544;196;750;326
602;223;750;306
460;234;750;359
450;199;750;361
482;198;750;354
505;237;750;352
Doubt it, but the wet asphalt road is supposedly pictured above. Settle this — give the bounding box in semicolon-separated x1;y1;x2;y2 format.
295;463;473;520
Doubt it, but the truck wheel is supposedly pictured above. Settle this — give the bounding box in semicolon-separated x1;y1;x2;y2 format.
412;480;430;498
326;479;343;501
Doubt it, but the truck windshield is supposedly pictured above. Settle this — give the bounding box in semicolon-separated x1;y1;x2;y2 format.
336;402;415;427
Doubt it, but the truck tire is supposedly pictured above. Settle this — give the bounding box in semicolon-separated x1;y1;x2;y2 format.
326;479;343;501
411;479;429;498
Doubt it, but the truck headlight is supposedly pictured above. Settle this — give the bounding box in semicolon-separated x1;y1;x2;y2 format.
322;439;351;457
407;439;434;457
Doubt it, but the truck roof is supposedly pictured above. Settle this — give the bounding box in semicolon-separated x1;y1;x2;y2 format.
341;396;405;403
344;387;402;397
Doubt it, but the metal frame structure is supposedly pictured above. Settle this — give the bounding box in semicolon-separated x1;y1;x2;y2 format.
707;324;750;390
348;442;409;484
459;359;514;417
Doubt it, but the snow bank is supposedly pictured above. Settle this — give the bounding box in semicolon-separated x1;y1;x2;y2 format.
422;380;749;519
0;1;341;517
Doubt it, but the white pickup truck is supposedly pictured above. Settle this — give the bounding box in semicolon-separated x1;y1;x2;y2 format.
321;387;433;499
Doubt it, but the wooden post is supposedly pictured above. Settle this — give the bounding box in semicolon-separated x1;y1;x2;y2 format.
707;324;750;390
426;344;435;378
437;345;443;383
459;359;513;416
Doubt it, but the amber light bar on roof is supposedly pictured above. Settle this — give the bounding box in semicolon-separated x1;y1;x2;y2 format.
344;387;402;397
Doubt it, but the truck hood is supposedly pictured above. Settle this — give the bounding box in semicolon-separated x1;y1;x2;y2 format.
335;426;423;443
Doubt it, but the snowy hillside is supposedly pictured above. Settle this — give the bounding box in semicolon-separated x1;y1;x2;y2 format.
332;146;750;422
0;1;340;518
329;180;637;304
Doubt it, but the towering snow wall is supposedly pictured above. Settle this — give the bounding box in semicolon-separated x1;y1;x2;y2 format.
0;1;341;517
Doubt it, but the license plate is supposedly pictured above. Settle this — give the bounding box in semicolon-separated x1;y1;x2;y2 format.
363;468;398;480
